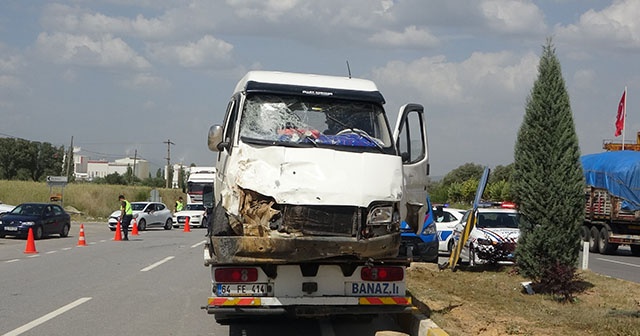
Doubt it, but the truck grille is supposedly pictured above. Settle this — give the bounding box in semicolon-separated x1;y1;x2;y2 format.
282;205;360;236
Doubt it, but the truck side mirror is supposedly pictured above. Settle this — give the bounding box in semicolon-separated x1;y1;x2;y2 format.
208;125;224;152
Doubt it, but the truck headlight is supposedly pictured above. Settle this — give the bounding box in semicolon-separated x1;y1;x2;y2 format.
367;206;394;225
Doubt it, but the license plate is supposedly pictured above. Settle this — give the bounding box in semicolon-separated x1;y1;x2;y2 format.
5;226;18;231
216;283;269;297
347;282;402;295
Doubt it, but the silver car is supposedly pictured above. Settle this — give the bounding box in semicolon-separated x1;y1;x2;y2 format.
108;202;173;231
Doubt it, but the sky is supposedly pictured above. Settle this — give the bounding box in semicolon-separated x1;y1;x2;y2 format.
1;0;639;177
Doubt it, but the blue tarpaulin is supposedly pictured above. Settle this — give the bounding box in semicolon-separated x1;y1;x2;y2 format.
581;151;640;211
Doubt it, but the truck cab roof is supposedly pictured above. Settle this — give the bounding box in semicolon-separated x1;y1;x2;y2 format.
233;71;385;104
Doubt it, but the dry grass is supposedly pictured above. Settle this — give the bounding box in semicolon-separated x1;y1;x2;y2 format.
0;180;185;220
407;262;640;336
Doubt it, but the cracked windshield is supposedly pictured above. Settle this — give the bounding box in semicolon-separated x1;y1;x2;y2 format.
239;94;392;151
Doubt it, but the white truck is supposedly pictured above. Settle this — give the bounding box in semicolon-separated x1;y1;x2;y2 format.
202;70;429;323
186;167;216;204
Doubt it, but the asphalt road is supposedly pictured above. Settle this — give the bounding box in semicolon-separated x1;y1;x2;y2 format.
582;245;640;283
0;223;406;336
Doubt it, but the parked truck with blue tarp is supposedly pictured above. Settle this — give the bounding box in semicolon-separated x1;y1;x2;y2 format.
581;151;640;256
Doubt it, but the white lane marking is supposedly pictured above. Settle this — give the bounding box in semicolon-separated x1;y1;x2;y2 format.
5;259;20;263
46;251;57;254
596;257;640;268
62;247;72;251
99;240;107;243
141;256;175;272
191;240;206;249
27;255;39;258
319;318;336;336
2;297;92;336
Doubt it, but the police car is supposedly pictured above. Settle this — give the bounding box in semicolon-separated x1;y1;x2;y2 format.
453;203;522;266
433;205;466;254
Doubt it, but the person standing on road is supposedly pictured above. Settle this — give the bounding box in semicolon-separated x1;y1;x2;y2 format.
175;197;184;212
119;194;133;241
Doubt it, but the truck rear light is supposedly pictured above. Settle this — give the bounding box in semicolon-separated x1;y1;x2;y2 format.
214;267;258;283
360;266;404;281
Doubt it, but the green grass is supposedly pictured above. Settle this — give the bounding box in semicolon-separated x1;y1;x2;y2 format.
407;262;640;336
0;180;185;220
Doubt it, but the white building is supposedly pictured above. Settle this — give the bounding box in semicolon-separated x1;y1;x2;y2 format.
75;148;149;181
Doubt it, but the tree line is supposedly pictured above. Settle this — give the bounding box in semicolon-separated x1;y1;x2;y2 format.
428;162;514;205
0;138;67;181
0;137;187;189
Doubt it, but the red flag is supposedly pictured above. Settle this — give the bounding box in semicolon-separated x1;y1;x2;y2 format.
615;90;626;137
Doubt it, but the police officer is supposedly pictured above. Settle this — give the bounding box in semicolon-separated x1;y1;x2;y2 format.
118;194;133;240
175;197;184;212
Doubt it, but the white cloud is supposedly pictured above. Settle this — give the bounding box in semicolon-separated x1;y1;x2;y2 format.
121;73;171;91
372;51;538;107
35;32;151;69
368;26;439;48
147;35;234;68
572;69;596;90
481;0;547;35
555;0;640;50
0;74;22;90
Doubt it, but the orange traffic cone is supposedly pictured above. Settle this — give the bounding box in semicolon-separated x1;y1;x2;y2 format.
77;224;87;246
183;216;191;232
114;221;122;241
24;227;38;254
131;218;139;236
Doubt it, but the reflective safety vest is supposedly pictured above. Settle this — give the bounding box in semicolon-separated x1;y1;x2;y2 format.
122;200;133;215
176;201;184;212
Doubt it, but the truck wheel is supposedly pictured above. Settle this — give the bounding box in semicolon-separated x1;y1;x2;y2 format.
598;227;618;255
631;245;640;256
211;202;233;236
581;225;590;242
588;226;600;253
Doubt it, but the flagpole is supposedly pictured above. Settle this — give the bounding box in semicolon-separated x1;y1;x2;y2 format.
623;86;627;150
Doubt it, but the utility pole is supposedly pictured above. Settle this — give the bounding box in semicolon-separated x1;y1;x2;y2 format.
64;136;74;179
164;139;174;188
132;149;137;184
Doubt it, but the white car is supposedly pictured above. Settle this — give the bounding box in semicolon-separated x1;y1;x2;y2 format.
434;206;467;254
0;203;15;215
108;202;173;231
173;203;208;228
453;206;521;266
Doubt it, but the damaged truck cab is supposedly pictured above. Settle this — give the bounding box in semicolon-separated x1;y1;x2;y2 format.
203;71;429;322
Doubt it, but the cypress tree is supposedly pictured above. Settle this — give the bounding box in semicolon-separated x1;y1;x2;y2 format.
512;38;585;300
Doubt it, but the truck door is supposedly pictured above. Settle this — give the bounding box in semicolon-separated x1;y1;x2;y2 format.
213;97;240;204
393;103;429;233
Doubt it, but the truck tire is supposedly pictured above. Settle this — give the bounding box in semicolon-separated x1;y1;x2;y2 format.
210;201;233;236
631;245;640;256
588;226;600;253
598;227;618;255
581;225;590;242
